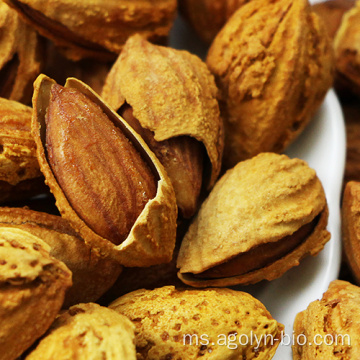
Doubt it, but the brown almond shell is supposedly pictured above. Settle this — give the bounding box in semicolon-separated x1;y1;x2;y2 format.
0;1;42;104
0;207;122;307
0;98;41;184
341;181;360;284
32;74;177;267
293;280;359;359
101;34;224;187
4;0;177;61
177;153;330;286
334;1;360;97
0;227;72;360
206;0;334;167
25;303;136;360
110;286;284;360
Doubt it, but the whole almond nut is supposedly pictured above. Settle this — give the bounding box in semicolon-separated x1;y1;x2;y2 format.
110;286;284;360
0;227;72;360
4;0;177;61
32;74;177;267
0;207;122;307
177;153;330;287
206;0;334;167
25;303;136;360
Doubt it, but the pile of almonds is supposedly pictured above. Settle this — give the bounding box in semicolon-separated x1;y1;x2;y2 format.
1;0;360;359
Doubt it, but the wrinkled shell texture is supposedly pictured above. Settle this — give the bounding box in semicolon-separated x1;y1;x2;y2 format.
101;34;224;187
26;303;136;360
0;227;72;360
0;98;41;185
342;181;360;285
0;1;42;103
293;280;359;359
179;0;248;43
4;0;177;60
110;286;284;360
32;75;177;267
0;207;122;307
177;153;330;286
334;0;360;96
207;0;334;168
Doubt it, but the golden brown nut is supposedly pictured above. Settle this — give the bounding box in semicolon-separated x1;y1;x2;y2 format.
179;0;248;44
293;280;357;359
0;97;47;203
110;286;284;360
177;153;330;287
0;227;72;360
0;207;121;307
32;74;177;267
207;0;334;168
334;0;360;97
0;1;42;104
102;34;224;218
25;303;136;360
4;0;177;61
341;181;360;284
312;0;355;39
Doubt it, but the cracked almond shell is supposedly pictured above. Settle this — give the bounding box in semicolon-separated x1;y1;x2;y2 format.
110;285;284;360
206;0;334;168
32;74;177;267
4;0;177;61
0;227;72;360
101;34;224;189
177;153;330;287
0;1;42;104
26;303;136;360
293;280;357;359
0;207;122;307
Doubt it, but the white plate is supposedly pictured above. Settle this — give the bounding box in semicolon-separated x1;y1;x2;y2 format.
170;14;346;360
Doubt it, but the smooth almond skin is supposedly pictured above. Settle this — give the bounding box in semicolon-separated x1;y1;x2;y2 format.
207;0;334;168
334;1;360;97
0;227;72;360
177;153;330;287
0;98;45;203
4;0;177;61
0;1;42;104
26;303;136;360
341;181;360;285
110;286;284;360
0;207;122;308
46;84;157;246
32;74;177;267
102;34;224;190
293;280;359;359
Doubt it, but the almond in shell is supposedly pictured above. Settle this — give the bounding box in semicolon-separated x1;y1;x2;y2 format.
32;74;177;267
